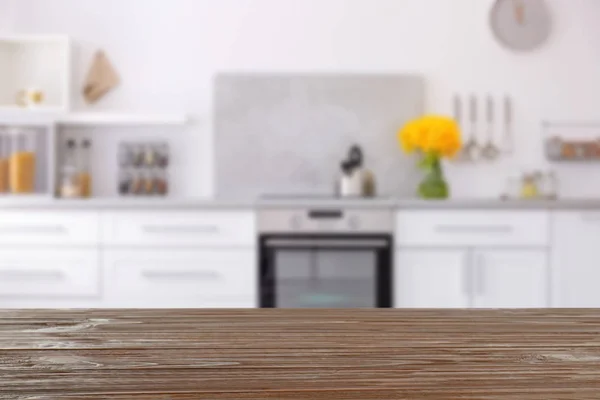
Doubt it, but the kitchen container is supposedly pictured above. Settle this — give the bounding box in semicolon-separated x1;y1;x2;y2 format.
59;139;81;199
0;129;9;193
78;139;92;198
9;127;36;194
335;145;376;198
118;169;132;196
153;168;168;196
118;141;171;197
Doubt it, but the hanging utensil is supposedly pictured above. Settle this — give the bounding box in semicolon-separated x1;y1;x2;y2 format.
481;95;500;160
453;95;469;162
462;95;481;162
453;94;462;130
503;95;514;154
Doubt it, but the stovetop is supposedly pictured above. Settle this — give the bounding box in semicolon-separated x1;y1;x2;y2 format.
259;194;392;201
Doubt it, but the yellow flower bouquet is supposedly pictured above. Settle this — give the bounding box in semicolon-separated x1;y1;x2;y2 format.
398;115;462;199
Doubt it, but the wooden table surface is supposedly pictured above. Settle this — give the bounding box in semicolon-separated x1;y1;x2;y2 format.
2;309;600;399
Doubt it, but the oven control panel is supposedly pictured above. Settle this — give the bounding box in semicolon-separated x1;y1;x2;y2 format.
258;209;394;234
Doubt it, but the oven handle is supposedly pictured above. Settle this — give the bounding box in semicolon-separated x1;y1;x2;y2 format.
264;239;389;249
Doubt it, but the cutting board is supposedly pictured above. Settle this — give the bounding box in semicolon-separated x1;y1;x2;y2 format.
214;73;425;199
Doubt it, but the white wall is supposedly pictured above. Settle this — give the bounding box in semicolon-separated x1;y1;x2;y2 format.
0;0;16;32
8;0;600;199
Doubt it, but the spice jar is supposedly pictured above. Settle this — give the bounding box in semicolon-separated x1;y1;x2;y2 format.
144;169;154;195
131;170;145;196
9;128;36;194
133;144;145;167
157;143;169;168
154;169;168;196
118;169;133;196
143;144;157;167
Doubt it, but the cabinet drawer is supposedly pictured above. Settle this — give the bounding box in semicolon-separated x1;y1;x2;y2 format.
101;211;255;247
0;212;99;245
396;211;549;247
104;249;256;307
0;249;100;297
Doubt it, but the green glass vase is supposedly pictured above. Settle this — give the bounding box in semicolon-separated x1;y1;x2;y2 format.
418;155;449;200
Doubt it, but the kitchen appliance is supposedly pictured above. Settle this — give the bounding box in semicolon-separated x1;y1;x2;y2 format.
335;145;376;198
258;206;393;308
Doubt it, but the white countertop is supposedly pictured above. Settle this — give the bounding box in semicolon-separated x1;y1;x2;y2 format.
1;196;600;210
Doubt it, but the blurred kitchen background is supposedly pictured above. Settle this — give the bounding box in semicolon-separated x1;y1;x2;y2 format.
1;0;599;200
0;0;599;310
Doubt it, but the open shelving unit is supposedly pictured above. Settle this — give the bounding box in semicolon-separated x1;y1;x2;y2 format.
0;35;71;112
0;35;188;201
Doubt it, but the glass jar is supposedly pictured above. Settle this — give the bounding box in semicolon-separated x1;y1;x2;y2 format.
59;139;81;199
132;144;145;167
131;170;145;196
143;144;157;167
78;139;92;198
0;129;9;194
59;166;82;199
157;143;169;168
154;169;168;196
9;128;36;194
118;169;133;196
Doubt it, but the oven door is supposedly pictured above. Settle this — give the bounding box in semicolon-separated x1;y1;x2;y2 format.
259;235;392;308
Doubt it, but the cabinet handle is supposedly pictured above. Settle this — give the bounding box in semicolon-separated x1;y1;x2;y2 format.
436;225;513;234
265;239;388;249
0;270;65;281
463;254;471;295
141;270;221;281
581;214;600;223
142;225;220;235
476;254;485;295
0;225;67;235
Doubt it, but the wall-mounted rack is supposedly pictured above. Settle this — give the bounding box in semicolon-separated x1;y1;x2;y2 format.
543;121;600;162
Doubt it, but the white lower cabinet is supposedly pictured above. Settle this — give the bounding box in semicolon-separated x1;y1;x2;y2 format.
395;249;549;309
472;250;548;309
0;248;101;308
395;249;469;308
552;212;600;307
104;249;257;308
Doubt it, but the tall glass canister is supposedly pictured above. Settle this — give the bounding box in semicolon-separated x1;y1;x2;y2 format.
0;129;9;194
9;128;37;194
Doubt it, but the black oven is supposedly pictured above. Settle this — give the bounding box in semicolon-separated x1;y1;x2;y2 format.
258;208;393;308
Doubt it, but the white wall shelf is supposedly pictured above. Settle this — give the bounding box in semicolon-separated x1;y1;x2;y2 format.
0;35;71;111
0;111;188;127
57;112;188;127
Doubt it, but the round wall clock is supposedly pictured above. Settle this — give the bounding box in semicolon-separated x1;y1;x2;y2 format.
490;0;552;52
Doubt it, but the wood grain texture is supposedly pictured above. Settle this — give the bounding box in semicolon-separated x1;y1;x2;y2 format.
1;309;600;399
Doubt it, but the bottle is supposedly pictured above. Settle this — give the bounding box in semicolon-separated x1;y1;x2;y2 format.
78;139;92;198
9;128;36;194
59;139;82;199
545;171;559;200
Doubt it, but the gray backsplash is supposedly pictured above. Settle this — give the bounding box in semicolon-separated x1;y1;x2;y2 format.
214;73;424;199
